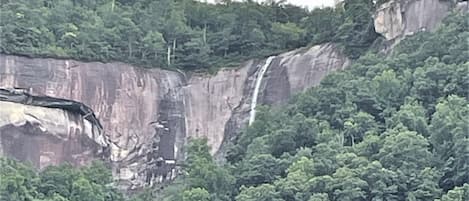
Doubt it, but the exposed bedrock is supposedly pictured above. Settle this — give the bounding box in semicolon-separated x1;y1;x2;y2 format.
218;43;350;159
0;57;184;189
0;43;349;188
2;0;461;189
0;89;108;169
4;0;463;182
373;0;453;41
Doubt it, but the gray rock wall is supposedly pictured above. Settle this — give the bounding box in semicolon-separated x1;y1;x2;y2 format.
374;0;453;41
0;43;348;189
0;56;183;189
0;100;107;168
2;0;460;188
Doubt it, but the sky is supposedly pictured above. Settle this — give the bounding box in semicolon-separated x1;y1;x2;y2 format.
205;0;337;9
284;0;336;8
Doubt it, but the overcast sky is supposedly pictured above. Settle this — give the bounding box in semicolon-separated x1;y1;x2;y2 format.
284;0;336;8
206;0;337;9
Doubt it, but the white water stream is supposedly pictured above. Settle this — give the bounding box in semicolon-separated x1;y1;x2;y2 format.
249;56;275;125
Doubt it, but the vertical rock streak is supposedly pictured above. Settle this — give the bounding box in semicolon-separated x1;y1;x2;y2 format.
0;42;350;189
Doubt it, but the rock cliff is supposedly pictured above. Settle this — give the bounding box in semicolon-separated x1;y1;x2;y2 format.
373;0;453;41
0;89;108;169
0;42;348;189
1;0;460;188
0;56;187;188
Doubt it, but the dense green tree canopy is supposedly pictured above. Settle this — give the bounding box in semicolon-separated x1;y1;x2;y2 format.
0;159;127;201
1;2;468;201
158;11;468;201
1;0;378;70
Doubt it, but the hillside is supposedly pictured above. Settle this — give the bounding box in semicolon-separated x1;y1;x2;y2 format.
1;0;377;70
0;0;468;201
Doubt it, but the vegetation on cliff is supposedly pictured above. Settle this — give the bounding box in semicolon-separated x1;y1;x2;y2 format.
0;159;126;201
158;11;469;201
1;0;376;70
1;1;468;201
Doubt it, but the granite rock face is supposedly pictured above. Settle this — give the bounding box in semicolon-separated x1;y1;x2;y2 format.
217;43;350;158
456;1;469;12
0;89;108;169
184;65;250;154
0;57;185;188
0;43;349;188
374;0;453;41
1;0;459;189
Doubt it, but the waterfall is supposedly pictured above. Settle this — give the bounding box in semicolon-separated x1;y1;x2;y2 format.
249;56;275;125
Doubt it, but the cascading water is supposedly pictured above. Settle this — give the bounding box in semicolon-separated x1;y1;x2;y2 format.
249;56;275;125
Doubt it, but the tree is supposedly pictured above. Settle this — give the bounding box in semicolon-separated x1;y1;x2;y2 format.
182;188;211;201
276;157;315;200
411;58;464;107
330;167;368;201
430;95;469;190
70;177;104;201
269;128;297;157
176;35;212;69
244;136;271;159
44;193;70;201
354;135;383;160
343;111;379;146
405;168;441;201
387;101;429;137
290;114;320;149
0;158;123;201
0;0;383;70
270;22;304;49
236;184;282;201
235;154;287;187
301;7;341;45
184;138;234;200
310;142;342;176
39;164;80;198
308;193;330;201
359;161;399;201
0;158;40;200
371;70;407;114
378;130;432;171
141;31;166;65
335;0;378;58
162;4;189;66
236;154;284;187
436;184;469;201
81;161;112;186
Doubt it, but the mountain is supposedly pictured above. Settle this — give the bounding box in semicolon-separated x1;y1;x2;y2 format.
0;0;467;193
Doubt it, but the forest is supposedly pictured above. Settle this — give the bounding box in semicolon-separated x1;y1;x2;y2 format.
0;0;378;70
154;11;469;201
1;0;469;201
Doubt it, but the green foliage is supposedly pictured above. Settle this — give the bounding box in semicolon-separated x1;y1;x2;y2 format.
235;154;285;187
309;193;330;201
163;11;468;201
182;188;211;201
0;159;39;201
301;7;341;45
436;184;469;201
235;184;282;201
0;158;125;201
430;95;469;190
158;138;234;201
0;0;382;71
270;22;305;49
2;3;468;201
335;0;379;58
